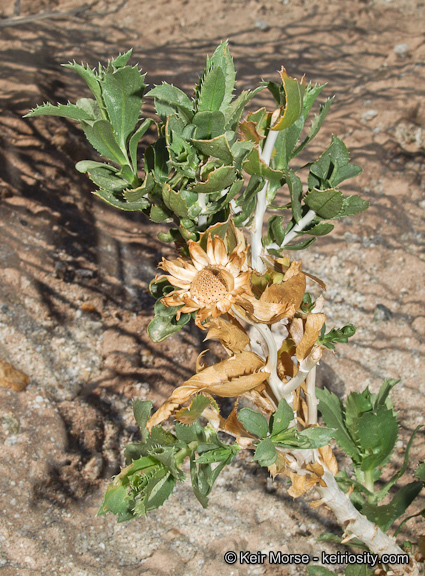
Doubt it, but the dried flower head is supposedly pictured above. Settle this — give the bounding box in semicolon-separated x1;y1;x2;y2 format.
158;235;252;328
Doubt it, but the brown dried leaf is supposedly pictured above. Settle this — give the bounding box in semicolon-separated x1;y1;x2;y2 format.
268;450;288;479
288;471;320;498
205;318;250;354
196;349;209;373
0;359;30;392
296;313;326;361
147;351;269;430
289;317;304;346
318;445;338;476
306;461;325;477
240;120;264;144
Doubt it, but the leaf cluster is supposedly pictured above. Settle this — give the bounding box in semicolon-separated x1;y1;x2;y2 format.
317;380;425;533
97;399;239;520
238;398;335;467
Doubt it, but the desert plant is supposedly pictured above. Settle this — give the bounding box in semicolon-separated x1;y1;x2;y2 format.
26;42;424;575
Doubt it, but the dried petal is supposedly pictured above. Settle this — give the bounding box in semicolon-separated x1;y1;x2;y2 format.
205;318;250;354
296;313;326;361
318;445;338;476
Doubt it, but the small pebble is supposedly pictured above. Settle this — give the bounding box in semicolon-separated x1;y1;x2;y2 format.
362;109;378;122
373;304;393;323
394;43;410;58
255;20;270;32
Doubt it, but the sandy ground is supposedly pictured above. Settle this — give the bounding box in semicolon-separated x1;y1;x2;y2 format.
0;0;425;574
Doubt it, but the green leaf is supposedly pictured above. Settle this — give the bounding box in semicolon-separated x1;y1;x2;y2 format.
129;118;153;172
146;83;193;123
150;204;171;223
318;324;357;350
254;437;277;467
271;398;294;436
374;378;400;409
292;96;334;158
300;222;334;236
193;110;225;139
316;532;369;551
87;166;129;192
197;66;226;112
144;138;169;183
175;394;214;424
93;188;149;211
133;400;152;440
272;70;306;131
208;41;236;112
25;101;94;121
270;236;316;252
334;195;369;219
308;136;361;190
81;118;128;165
362;481;423;532
147;300;191;342
237;408;269;438
97;482;128;516
62;61;105;116
224;85;265;131
162;184;189;218
101;65;146;149
316;387;361;462
358;403;398;472
307;567;337;576
284;169;303;222
175;421;204;444
110;49;133;68
304;188;344;220
196;447;236;464
192;134;233;164
416;461;425;483
243;147;285;181
190;165;236;194
146;472;177;513
148;446;185;481
298;426;335;448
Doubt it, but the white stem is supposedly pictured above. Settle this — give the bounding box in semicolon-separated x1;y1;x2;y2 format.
250;129;279;273
231;305;286;401
279;347;321;397
317;467;418;576
305;365;318;425
198;194;207;227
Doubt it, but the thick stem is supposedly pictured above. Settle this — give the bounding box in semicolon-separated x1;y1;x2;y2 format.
305;365;318;425
317;467;419;576
250;129;279;273
279;347;321;397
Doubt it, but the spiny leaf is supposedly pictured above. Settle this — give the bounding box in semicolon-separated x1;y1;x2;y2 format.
25;101;94;121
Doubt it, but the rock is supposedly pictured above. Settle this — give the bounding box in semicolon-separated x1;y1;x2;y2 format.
1;412;20;435
362;109;378;122
393;43;410;58
0;359;30;391
255;20;270;31
373;304;393;323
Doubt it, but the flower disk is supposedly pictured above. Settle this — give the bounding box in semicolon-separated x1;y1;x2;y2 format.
158;235;252;328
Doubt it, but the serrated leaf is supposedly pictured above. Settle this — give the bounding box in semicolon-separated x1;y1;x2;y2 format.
62;61;105;116
269;236;316;253
237;408;269;438
101;65;146;149
93;188;149;211
208;41;236;112
162;184;189;218
305;188;343;219
146;83;193;123
192;134;233;164
25;101;94;121
146;472;177;513
195;447;234;464
148;446;185;481
358;403;398;472
300;222;334;236
316;387;361;462
133;400;153;440
308;136;361;191
254;437;277;467
205;317;250;354
175;421;204;444
271;398;294;436
175;394;213;424
110;49;133;68
81;118;128;164
190;165;236;194
150;204;171;223
292;96;334;158
362;481;423;532
197;66;226;112
334;195;369;219
284;170;303;222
